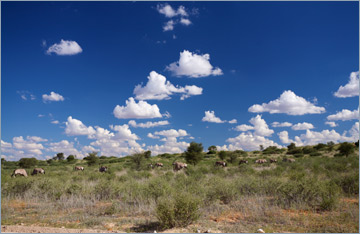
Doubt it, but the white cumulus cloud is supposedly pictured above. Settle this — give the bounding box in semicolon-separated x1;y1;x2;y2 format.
219;132;282;151
128;120;170;128
291;122;315;131
12;136;45;155
271;122;293;127
65;116;96;136
113;97;163;119
279;123;359;146
228;119;237;124
325;121;338;127
163;20;175;31
46;39;82;56
157;4;188;18
146;129;189;155
48;140;83;158
248;90;325;115
42;92;64;102
202;111;226;123
234;124;254;132
334;71;359;98
180;18;192;25
166;50;223;78
234;115;274;137
133;71;202;101
327;108;359;121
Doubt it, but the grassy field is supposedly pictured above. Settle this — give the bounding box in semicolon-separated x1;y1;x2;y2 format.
1;143;359;233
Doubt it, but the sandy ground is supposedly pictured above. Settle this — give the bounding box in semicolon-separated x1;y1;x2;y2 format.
1;225;125;233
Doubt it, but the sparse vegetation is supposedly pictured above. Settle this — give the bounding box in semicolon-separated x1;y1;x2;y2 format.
1;141;358;233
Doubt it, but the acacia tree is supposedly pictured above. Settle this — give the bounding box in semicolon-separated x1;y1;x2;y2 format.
338;142;355;157
208;145;217;154
54;152;65;161
131;152;145;170
19;157;38;168
218;151;228;160
287;143;296;151
185;142;204;165
85;151;99;166
67;155;76;163
144;150;152;159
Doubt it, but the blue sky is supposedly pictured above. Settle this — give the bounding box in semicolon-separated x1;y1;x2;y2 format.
2;1;359;160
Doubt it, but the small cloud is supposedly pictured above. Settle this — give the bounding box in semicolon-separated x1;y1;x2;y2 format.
202;111;226;123
334;71;359;98
128;120;170;128
42;92;64;102
113;97;163;119
38;114;45;118
41;40;47;48
327;108;359;121
180;18;192;26
51;120;59;124
325;121;338;128
163;20;175;31
271;122;293;127
291;122;315;131
163;111;172;119
17;91;36;101
167;50;223;78
228;119;237;124
157;4;188;18
46;39;82;56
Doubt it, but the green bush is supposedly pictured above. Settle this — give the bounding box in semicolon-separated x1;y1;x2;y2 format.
310;152;322;157
10;179;34;197
338;142;355;157
294;153;304;158
333;173;359;195
287;148;303;155
156;193;201;229
66;184;82;195
218;151;228;160
277;177;340;211
302;146;316;154
206;178;237;204
319;181;341;211
314;143;327;151
18;158;38;168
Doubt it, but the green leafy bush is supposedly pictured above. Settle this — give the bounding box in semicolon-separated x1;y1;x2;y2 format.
302;146;316;154
156;193;201;229
287;148;303;155
277;177;340;211
18;158;38;168
310;152;322;157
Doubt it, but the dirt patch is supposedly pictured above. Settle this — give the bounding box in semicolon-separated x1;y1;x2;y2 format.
342;198;359;205
1;225;125;233
210;211;246;223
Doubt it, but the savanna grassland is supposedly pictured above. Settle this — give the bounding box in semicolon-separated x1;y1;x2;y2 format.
1;142;359;233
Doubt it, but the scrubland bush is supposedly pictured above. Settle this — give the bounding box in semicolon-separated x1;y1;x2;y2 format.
156;193;201;229
287;148;303;155
294;153;304;158
276;177;340;211
333;173;359;195
310;152;322;157
302;146;316;154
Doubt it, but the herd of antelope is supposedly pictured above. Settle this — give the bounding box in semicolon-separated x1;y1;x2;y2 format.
10;158;295;178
